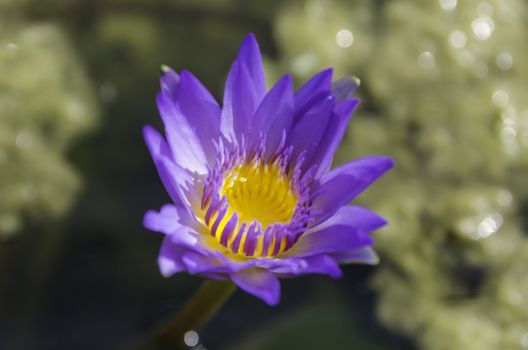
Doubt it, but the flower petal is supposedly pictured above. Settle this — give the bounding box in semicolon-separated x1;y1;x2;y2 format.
250;74;294;153
328;205;388;232
284;227;373;259
294;68;333;122
332;247;380;265
143;204;200;248
311;98;360;178
157;92;209;174
160;66;180;100
235;33;266;98
266;255;342;278
182;250;253;274
284;205;383;258
143;125;190;207
158;235;186;277
153;151;200;210
313;156;394;223
221;34;266;143
230;268;280;305
331;77;360;103
182;251;224;274
289;94;334;165
175;70;221;160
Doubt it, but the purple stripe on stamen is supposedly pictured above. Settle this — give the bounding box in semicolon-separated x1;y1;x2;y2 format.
261;227;273;257
220;212;238;247
283;236;293;251
272;232;283;256
204;195;223;225
201;185;213;209
210;202;228;237
230;222;247;252
243;222;259;256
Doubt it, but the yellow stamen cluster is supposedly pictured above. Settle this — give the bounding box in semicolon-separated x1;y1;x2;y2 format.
207;160;297;258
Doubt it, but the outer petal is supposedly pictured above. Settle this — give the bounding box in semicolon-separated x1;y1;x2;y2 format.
311;98;360;178
294;68;333;122
230;268;281;305
143;204;200;244
181;250;254;274
158;235;186;277
326;205;388;232
153;149;200;210
235;33;266;98
289;94;334;164
312;156;394;223
331;77;360;103
250;75;294;153
221;34;266;143
156;69;221;173
143;204;217;260
157;93;209;174
143;125;190;207
284;225;373;258
175;70;221;160
264;255;342;278
284;205;386;258
332;247;380;265
160;66;180;101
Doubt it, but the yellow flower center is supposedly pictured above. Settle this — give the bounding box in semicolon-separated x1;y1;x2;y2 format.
204;160;298;258
221;161;297;229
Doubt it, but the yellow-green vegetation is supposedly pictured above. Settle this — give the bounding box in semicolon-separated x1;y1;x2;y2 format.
0;21;98;239
275;0;528;348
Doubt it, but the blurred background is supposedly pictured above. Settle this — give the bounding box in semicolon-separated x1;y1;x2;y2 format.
1;0;527;349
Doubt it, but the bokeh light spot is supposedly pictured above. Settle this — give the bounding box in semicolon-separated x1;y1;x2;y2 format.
335;29;354;48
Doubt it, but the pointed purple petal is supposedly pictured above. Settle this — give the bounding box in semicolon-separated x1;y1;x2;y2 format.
230;268;280;305
221;61;260;143
144;204;224;262
236;33;266;98
294;68;333;122
285;205;385;258
329;205;388;232
182;251;224;274
175;70;221;159
221;34;266;143
250;74;294;152
157;93;209;174
289;94;334;164
332;247;380;265
331;77;360;103
160;66;180;100
267;255;342;278
158;235;186;277
153;150;200;210
182;250;253;274
313;156;394;223
143;126;189;207
285;226;373;258
311;98;360;178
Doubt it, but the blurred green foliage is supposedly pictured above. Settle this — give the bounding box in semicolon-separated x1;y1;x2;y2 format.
0;19;98;239
275;0;528;349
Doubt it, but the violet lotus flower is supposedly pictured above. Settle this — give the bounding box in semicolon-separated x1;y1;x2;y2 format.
143;33;393;305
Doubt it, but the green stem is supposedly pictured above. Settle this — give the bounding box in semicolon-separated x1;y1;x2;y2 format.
155;280;237;347
122;280;236;350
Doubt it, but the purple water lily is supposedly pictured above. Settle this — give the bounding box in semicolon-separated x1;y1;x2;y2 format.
143;33;393;305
